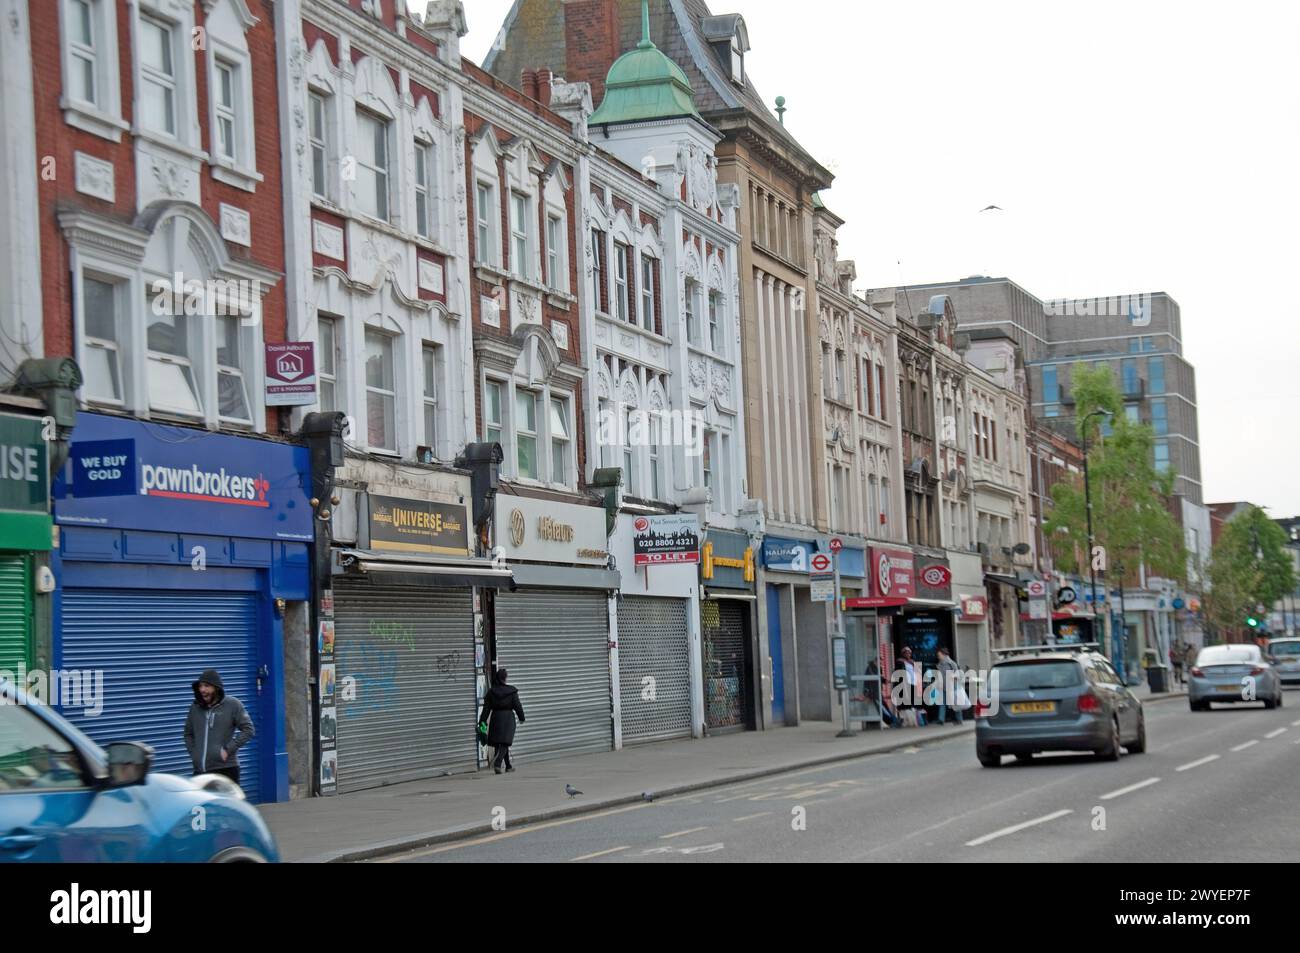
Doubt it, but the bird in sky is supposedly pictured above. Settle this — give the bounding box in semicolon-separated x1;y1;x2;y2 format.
979;205;1003;212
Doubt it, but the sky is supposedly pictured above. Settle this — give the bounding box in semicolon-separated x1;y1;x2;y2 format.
426;0;1300;516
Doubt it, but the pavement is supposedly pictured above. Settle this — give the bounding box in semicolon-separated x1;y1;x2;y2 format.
258;680;1188;863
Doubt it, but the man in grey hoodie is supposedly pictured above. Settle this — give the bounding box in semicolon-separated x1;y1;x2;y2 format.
184;670;255;785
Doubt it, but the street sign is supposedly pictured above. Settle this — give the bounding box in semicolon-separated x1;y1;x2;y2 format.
829;537;843;554
810;552;833;575
832;637;848;690
811;578;835;602
1058;587;1077;605
1027;580;1047;597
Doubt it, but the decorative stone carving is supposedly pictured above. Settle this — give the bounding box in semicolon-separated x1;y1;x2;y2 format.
550;321;569;350
711;365;732;405
511;286;541;328
312;220;344;260
618;331;635;350
621;378;638;406
356;229;406;290
418;259;445;294
74;152;114;202
688;357;707;390
595;365;612;400
480;293;502;328
150;157;192;200
681;143;718;214
219;204;251;247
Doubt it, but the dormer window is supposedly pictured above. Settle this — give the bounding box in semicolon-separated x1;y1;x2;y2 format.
730;35;744;84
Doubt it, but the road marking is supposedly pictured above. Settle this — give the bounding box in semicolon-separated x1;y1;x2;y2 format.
377;802;652;860
569;846;629;862
965;809;1073;847
1099;777;1161;800
1291;718;1300;727
1231;740;1259;752
1265;728;1287;739
1176;754;1220;772
660;826;709;840
732;811;773;823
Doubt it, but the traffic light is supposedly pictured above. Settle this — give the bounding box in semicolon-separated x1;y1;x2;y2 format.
1246;616;1259;628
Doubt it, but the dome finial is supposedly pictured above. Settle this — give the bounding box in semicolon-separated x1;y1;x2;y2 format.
639;0;652;49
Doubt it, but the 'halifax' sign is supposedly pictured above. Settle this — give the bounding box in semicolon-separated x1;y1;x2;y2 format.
53;412;313;542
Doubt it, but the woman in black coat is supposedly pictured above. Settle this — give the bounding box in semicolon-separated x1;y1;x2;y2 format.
479;668;526;774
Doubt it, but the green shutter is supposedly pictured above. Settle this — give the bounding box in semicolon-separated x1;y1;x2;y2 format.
0;554;33;676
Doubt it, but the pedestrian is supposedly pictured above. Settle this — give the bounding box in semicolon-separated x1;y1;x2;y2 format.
184;669;254;786
1170;643;1185;685
479;667;525;774
935;647;964;726
893;647;922;727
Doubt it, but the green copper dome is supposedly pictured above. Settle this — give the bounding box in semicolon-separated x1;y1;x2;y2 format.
589;1;700;125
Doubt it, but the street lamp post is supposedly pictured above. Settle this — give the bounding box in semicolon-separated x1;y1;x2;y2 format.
1081;410;1111;653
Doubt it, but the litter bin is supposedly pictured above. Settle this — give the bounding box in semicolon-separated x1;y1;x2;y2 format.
1147;664;1169;693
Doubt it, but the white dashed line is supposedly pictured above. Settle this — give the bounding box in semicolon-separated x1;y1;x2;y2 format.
660;826;709;840
569;846;629;862
965;809;1073;847
732;811;773;823
1176;754;1220;772
1231;740;1259;752
1265;728;1287;739
1099;777;1161;800
1291;719;1300;727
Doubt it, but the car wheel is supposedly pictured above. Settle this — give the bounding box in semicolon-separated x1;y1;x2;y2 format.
1095;717;1122;761
1189;700;1204;712
1263;695;1276;710
208;846;270;863
978;749;1001;768
1278;691;1284;709
1126;714;1147;754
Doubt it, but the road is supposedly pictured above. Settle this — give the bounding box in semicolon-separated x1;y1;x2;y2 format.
378;695;1299;863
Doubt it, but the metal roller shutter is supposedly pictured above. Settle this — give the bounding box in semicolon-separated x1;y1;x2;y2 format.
702;599;749;730
332;580;476;794
494;589;611;761
61;587;264;802
0;555;32;675
617;596;691;744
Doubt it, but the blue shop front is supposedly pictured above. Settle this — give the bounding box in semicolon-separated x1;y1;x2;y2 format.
51;412;313;802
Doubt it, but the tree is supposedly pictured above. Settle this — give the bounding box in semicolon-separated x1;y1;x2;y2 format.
1043;364;1187;592
1205;506;1296;641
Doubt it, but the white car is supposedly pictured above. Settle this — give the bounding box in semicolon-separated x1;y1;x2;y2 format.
1188;644;1283;711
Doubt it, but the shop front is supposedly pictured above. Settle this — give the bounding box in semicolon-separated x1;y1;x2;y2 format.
842;545;913;727
761;535;824;725
609;512;700;746
0;409;52;677
492;495;619;762
325;473;510;795
52;412;313;803
700;527;758;734
951;550;990;671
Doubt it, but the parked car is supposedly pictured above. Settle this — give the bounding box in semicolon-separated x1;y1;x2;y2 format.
976;645;1145;767
1188;644;1283;710
1267;637;1300;688
0;679;278;862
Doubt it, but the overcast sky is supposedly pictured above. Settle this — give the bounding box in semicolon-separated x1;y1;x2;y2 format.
431;0;1300;516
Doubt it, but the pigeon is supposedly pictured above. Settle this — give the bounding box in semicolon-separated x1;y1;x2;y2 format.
979;205;1003;212
565;784;584;798
642;791;655;802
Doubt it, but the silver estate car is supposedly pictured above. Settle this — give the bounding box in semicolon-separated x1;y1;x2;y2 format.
976;646;1146;767
1189;644;1283;710
1267;638;1300;687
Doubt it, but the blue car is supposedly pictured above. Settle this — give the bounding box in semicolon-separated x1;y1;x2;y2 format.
0;679;278;862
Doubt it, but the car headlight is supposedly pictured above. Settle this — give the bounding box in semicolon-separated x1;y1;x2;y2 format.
191;773;247;799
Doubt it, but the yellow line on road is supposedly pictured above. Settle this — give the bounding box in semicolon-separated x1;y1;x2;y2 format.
660;826;709;839
569;846;630;862
375;802;652;861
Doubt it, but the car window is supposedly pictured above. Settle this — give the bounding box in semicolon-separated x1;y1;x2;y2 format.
1094;660;1123;685
1197;646;1260;665
1269;641;1300;658
0;704;89;792
994;660;1083;690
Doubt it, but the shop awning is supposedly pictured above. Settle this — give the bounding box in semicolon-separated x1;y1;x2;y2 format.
1021;609;1097;622
702;587;757;601
907;597;957;609
335;549;517;589
509;562;621;590
984;572;1022;587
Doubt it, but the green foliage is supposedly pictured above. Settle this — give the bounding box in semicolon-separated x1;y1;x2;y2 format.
1042;363;1186;587
1205;506;1296;637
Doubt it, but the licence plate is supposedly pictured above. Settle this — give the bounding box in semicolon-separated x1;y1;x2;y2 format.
1218;685;1241;694
1010;701;1057;714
